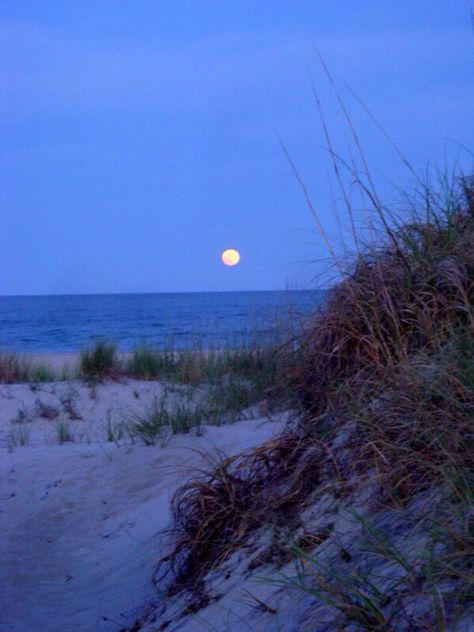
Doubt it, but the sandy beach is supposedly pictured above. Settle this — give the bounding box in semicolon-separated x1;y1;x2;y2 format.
24;352;135;376
0;375;283;631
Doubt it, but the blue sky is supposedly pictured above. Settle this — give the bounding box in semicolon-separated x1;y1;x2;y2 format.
1;1;473;295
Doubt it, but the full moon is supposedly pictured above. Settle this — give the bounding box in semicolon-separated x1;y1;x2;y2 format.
221;248;240;266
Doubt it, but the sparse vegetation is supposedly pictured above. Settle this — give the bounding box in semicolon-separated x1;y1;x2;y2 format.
204;375;260;423
125;353;284;444
7;423;30;448
122;344;289;441
59;387;82;420
30;364;56;383
11;405;37;425
126;344;287;399
0;352;55;383
34;399;60;420
129;399;168;445
105;413;125;443
56;419;73;444
128;396;206;445
126;346;166;380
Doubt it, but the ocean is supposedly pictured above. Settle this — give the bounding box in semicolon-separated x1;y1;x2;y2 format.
0;290;324;353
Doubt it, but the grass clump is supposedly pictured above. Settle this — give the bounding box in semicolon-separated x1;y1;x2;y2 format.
129;397;205;445
105;414;126;443
205;375;262;423
7;424;31;449
29;364;56;383
164;432;311;589
126;346;166;380
0;353;34;382
169;402;204;435
130;398;169;445
56;419;73;444
80;339;118;380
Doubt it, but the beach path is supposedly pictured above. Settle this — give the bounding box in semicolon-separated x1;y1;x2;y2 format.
0;417;278;632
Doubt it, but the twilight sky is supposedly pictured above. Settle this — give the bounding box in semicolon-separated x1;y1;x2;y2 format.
1;1;473;295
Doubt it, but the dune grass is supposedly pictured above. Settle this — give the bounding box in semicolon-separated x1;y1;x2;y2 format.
127;359;283;445
126;344;287;393
7;423;31;449
124;343;289;437
0;352;55;383
154;173;474;628
56;419;73;444
129;397;206;445
79;339;119;380
0;338;289;447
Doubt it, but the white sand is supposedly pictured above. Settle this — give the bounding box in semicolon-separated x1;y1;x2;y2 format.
26;352;134;375
0;378;282;632
27;352;82;374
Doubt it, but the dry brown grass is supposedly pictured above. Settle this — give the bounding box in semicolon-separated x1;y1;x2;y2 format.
291;178;474;418
162;431;320;590
353;349;474;503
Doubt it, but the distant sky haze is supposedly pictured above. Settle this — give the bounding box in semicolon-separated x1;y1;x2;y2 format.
1;1;473;295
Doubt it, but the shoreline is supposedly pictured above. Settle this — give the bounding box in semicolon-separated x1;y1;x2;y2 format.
25;352;134;373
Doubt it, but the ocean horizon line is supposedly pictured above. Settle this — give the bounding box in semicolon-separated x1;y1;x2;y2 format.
0;288;322;300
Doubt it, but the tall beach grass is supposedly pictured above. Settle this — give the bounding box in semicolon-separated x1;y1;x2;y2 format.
153;169;474;629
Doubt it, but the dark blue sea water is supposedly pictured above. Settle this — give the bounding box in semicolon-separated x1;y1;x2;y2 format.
0;291;324;353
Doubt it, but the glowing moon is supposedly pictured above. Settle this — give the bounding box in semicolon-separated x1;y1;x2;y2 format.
221;248;240;266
